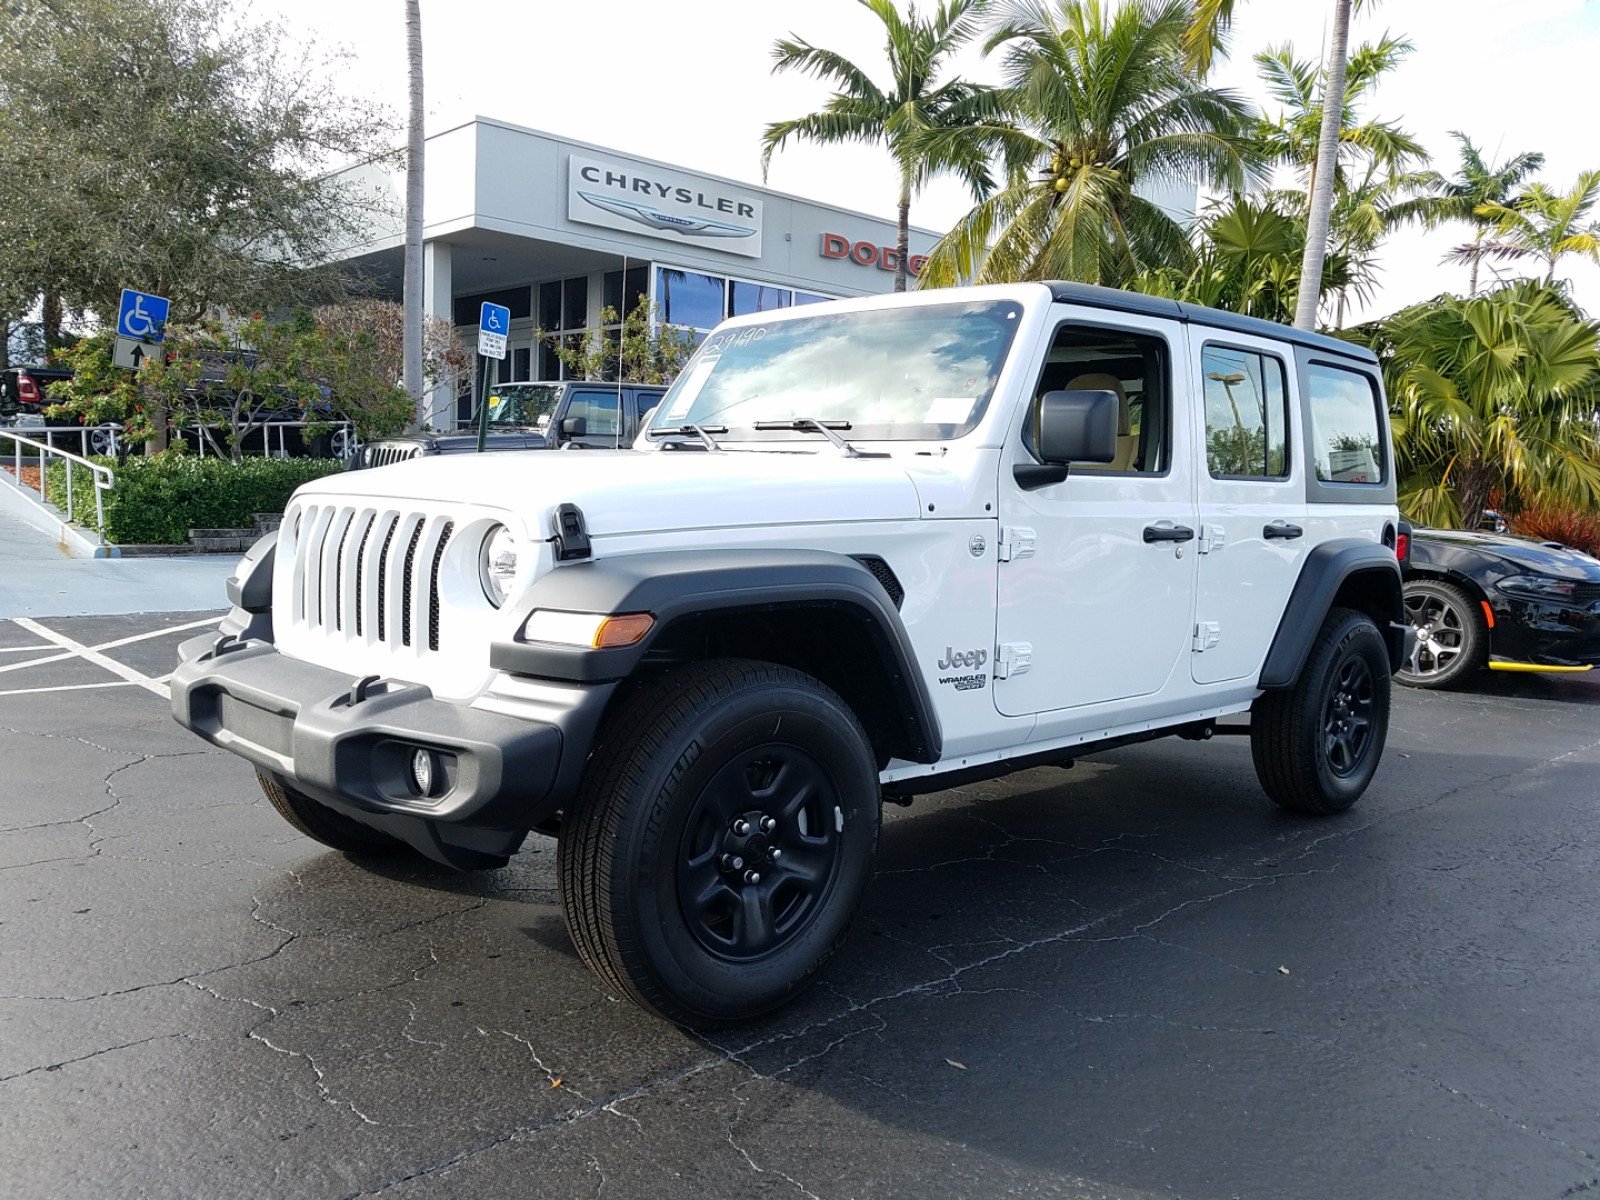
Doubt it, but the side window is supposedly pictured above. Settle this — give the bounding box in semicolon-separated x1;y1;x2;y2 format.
1307;363;1385;484
1201;345;1289;479
566;389;621;438
1026;325;1170;474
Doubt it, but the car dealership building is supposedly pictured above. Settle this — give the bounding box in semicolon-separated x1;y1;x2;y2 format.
332;117;940;426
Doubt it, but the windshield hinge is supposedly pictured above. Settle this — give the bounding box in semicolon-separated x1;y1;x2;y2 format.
995;642;1033;679
998;527;1036;563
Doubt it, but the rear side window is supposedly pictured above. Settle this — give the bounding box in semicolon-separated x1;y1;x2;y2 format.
567;389;622;438
1201;345;1289;479
1307;363;1385;484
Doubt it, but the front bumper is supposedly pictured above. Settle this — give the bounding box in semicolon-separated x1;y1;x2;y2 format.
1489;598;1600;668
170;632;611;866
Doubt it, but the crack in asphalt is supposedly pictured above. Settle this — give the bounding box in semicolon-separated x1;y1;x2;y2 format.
0;1034;187;1082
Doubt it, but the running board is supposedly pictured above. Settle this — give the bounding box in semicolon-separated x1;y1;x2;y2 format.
1487;660;1594;674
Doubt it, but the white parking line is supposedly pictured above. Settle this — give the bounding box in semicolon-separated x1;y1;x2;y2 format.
0;614;223;680
0;679;140;698
0;651;75;676
12;618;172;698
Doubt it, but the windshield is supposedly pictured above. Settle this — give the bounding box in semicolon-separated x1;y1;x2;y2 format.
482;384;561;430
647;300;1024;442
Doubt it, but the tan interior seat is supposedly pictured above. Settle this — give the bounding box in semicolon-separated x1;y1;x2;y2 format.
1065;372;1136;471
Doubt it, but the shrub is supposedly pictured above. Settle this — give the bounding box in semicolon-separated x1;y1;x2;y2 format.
47;453;346;545
1512;506;1600;558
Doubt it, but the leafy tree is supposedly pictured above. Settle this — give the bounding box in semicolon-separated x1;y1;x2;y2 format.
49;311;414;459
1473;171;1600;286
0;0;392;329
1363;281;1600;528
313;300;468;397
918;0;1256;289
1389;132;1544;295
537;303;697;385
1130;194;1354;323
761;0;1003;292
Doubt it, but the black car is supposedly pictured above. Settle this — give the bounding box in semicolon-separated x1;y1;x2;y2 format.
1399;525;1600;687
350;380;666;470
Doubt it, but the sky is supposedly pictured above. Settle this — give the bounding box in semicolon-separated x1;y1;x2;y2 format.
265;0;1600;324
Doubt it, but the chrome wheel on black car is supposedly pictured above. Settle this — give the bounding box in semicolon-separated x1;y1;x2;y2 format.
557;659;879;1027
1398;580;1487;689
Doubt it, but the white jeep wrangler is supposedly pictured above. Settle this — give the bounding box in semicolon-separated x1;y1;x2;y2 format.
173;282;1412;1026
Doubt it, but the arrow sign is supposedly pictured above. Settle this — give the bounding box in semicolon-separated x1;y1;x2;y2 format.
113;335;161;370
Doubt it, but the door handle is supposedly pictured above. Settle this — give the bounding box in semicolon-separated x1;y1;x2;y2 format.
1143;523;1196;544
1263;522;1304;541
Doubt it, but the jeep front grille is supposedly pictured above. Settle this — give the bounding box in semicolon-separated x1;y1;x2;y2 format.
289;504;456;651
365;443;424;468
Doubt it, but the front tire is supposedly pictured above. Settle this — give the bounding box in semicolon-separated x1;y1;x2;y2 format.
557;659;880;1026
1251;608;1392;815
1397;579;1487;688
256;769;409;856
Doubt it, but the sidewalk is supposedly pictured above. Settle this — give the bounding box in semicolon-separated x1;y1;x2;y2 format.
0;508;235;618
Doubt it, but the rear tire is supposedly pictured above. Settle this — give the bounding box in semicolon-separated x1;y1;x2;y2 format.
557;659;879;1027
1251;608;1391;815
256;769;409;856
1397;579;1487;689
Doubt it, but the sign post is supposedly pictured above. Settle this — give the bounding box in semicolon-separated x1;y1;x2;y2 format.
112;287;170;371
476;302;510;453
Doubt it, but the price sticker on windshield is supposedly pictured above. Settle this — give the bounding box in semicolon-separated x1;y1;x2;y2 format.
924;396;978;424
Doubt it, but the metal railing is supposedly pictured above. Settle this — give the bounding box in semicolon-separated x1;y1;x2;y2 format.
0;426;116;534
186;419;358;460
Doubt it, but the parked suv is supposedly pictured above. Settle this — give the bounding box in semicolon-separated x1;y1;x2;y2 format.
0;365;73;422
350;381;667;470
172;283;1411;1026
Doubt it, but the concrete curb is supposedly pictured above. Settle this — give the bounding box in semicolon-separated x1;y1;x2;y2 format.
0;473;117;558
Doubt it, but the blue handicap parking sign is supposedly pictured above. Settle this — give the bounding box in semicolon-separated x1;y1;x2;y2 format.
117;289;171;343
480;302;510;335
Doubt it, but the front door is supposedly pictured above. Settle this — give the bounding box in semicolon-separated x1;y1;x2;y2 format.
994;314;1198;724
1188;332;1308;685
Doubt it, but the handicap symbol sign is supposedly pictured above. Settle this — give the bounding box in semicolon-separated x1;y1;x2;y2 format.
117;289;171;343
480;302;510;335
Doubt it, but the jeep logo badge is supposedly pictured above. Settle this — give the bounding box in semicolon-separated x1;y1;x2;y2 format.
969;535;986;558
937;646;988;671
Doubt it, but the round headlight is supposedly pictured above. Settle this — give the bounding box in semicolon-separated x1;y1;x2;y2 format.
479;524;518;607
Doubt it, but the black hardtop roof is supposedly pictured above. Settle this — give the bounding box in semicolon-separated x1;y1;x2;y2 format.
1046;281;1378;365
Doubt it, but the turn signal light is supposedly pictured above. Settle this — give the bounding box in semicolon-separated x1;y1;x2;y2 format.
594;613;655;648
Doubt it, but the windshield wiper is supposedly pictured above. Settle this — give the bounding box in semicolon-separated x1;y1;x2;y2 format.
646;423;727;451
753;418;860;457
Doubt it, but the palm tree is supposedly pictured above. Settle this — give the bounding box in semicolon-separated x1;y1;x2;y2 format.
1473;171;1600;286
402;0;424;424
918;0;1256;289
1372;280;1600;528
1388;133;1543;295
1183;0;1386;330
761;0;1002;293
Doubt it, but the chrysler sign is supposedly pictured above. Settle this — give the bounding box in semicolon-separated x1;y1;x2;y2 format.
567;154;763;258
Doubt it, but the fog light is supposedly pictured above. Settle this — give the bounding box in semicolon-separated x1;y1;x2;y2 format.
411;748;435;796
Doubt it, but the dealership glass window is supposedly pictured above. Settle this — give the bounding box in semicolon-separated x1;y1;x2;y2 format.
729;281;791;317
603;266;650;319
561;277;588;330
1201;345;1289;479
538;281;561;329
793;291;834;306
1307;363;1385;484
656;268;726;330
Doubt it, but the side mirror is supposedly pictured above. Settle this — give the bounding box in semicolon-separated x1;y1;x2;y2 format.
560;416;587;438
1017;389;1118;489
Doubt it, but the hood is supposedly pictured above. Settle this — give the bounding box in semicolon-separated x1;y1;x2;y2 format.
303;447;929;536
1415;527;1600;580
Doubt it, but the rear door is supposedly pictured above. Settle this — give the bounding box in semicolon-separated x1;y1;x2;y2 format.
1188;331;1307;685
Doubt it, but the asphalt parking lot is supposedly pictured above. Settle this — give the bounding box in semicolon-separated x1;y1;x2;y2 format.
2;610;1599;1199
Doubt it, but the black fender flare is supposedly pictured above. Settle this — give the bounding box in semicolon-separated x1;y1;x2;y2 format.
1259;539;1408;689
490;549;942;763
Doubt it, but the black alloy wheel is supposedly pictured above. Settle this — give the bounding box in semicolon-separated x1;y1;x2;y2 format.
1321;653;1376;777
676;747;845;962
1251;607;1392;815
557;658;880;1026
